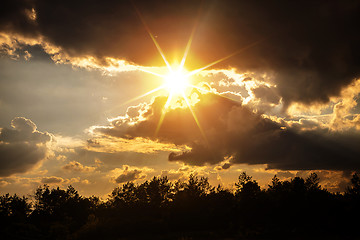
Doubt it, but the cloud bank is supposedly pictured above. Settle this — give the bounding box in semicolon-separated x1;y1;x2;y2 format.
1;0;359;107
93;93;360;171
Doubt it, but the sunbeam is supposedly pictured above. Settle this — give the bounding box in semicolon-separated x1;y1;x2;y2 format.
155;93;172;136
122;85;164;106
138;67;165;78
130;3;263;139
186;39;265;77
132;3;172;71
182;92;208;145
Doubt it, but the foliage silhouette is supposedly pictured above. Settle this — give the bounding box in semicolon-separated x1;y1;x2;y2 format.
1;172;360;239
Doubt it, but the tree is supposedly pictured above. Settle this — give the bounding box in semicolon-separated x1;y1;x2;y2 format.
305;173;321;191
268;175;282;191
346;173;360;197
146;176;173;206
0;193;30;219
235;172;261;199
235;172;253;190
1;173;359;239
31;185;92;238
109;182;138;206
181;174;213;198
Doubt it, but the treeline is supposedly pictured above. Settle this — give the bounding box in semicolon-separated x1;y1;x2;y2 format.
1;172;360;239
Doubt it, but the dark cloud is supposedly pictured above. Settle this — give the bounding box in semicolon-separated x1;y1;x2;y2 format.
94;93;360;171
252;85;280;105
0;0;36;36
113;165;147;184
62;161;95;172
0;40;52;61
214;162;232;171
221;162;231;170
0;117;50;143
41;176;64;184
0;117;51;177
1;0;360;106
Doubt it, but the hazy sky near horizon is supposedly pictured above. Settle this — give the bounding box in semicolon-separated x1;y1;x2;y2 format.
1;0;360;197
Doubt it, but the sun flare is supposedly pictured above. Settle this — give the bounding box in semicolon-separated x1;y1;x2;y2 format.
164;68;189;95
130;4;252;138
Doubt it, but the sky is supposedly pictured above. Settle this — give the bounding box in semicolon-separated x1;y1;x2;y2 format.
0;0;360;197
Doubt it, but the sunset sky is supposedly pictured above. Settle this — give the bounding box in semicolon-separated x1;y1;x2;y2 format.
1;0;360;197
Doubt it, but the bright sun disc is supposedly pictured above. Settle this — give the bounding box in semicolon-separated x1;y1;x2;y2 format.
164;69;189;94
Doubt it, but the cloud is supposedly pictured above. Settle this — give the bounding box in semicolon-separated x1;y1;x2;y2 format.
41;176;63;184
86;135;187;154
41;176;85;185
0;180;9;187
285;78;360;131
62;161;95;172
93;92;360;171
0;1;37;36
252;85;280;105
160;169;184;181
0;117;52;177
330;79;360;131
214;162;232;171
110;165;153;184
1;0;360;107
159;165;212;181
288;118;323;132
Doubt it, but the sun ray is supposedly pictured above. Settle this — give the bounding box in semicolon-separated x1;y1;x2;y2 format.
127;2;264;146
179;1;204;72
179;17;200;71
138;67;165;78
132;3;172;71
182;92;208;145
155;111;165;136
155;93;173;136
186;38;265;77
179;27;195;71
164;92;173;109
122;85;165;106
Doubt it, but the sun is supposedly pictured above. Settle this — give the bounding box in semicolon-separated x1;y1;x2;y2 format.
130;3;259;137
164;68;189;95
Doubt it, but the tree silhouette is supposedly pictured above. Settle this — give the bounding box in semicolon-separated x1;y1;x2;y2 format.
0;193;30;219
346;173;360;197
146;176;173;206
30;185;94;239
0;193;32;239
235;172;261;199
305;172;321;191
1;172;360;239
